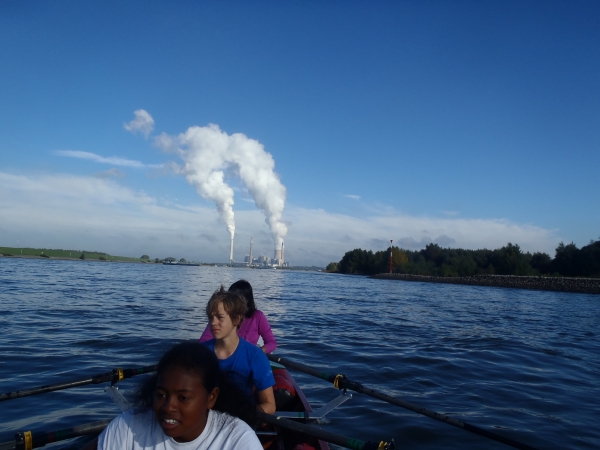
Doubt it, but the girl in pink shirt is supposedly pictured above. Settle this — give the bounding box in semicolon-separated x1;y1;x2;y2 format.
199;280;277;354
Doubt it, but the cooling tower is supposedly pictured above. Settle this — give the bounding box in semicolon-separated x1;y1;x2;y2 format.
274;242;284;266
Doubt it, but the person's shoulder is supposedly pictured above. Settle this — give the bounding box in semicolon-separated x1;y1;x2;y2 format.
98;408;155;449
254;310;270;324
209;411;254;437
202;338;216;350
238;338;262;355
117;407;154;428
210;411;262;449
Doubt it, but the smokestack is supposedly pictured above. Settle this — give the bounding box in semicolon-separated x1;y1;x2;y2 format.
229;236;234;263
249;237;253;265
274;242;284;266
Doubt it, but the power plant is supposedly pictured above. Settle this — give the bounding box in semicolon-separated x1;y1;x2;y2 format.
233;237;288;268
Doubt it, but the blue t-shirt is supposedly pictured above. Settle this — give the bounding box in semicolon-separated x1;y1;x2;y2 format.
203;338;275;397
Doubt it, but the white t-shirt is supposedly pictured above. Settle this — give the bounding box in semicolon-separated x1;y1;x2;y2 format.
98;408;262;450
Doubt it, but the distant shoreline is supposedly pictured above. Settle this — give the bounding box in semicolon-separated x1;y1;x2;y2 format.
0;255;323;271
0;254;149;263
371;273;600;295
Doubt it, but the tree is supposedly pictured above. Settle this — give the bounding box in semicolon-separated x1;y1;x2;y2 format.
338;249;378;275
391;247;408;272
141;255;150;260
326;262;339;272
423;243;443;265
574;239;600;277
530;252;551;274
494;243;530;275
79;253;85;260
552;242;579;276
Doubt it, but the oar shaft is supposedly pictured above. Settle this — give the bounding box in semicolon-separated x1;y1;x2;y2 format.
0;375;110;402
260;413;390;450
267;354;539;450
0;365;157;402
14;420;111;450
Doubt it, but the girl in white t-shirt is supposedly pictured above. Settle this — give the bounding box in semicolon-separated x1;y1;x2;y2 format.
83;342;262;450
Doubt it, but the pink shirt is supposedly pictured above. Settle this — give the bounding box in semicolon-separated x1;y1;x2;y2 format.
199;309;277;353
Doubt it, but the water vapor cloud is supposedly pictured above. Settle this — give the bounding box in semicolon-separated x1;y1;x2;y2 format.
155;122;287;247
56;150;162;169
124;109;155;138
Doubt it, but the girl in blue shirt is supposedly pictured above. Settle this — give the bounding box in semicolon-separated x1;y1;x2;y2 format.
202;286;276;415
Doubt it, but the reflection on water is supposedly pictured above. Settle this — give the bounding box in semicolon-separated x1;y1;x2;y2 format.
0;258;599;449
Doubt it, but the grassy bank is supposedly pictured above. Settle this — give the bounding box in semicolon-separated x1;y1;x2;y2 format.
0;247;143;262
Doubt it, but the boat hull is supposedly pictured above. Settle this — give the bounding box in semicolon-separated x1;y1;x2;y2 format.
259;363;329;450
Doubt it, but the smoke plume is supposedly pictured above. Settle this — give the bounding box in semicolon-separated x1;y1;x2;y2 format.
156;123;287;246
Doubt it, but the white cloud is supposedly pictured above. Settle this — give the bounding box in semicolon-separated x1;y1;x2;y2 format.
94;168;125;179
124;109;155;138
56;150;162;169
0;172;561;266
344;194;361;200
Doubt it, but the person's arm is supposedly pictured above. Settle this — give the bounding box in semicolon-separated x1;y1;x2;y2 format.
255;386;276;415
199;324;213;343
251;344;276;413
256;311;277;353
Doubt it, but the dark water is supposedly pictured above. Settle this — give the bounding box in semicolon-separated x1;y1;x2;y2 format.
1;258;599;449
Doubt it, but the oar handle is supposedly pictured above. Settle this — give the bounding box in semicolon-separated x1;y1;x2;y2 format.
259;412;394;450
267;354;540;450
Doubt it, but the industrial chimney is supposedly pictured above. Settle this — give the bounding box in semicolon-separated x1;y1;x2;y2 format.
229;235;234;263
274;242;284;266
249;237;253;266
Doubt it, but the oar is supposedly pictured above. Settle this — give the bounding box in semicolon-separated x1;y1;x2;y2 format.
0;365;156;402
0;415;392;450
0;420;111;450
260;412;394;450
267;354;539;450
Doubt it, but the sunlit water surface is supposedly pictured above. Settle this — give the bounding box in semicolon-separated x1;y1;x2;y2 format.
1;258;599;449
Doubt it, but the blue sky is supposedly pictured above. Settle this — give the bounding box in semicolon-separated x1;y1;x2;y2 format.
1;1;598;266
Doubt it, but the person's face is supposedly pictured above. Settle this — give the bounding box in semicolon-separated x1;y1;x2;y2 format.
209;302;239;340
153;367;218;442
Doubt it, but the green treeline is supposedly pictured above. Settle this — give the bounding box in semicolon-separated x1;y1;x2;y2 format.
328;239;600;278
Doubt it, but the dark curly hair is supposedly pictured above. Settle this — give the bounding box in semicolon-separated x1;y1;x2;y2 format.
135;341;258;428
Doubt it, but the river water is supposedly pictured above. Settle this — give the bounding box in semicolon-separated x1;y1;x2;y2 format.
0;258;599;449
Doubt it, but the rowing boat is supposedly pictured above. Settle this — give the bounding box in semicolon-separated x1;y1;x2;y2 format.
2;354;538;449
263;362;330;450
0;361;354;450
